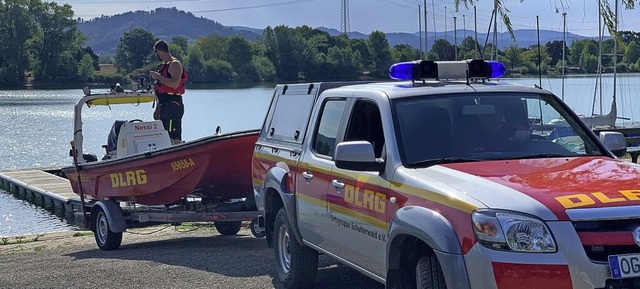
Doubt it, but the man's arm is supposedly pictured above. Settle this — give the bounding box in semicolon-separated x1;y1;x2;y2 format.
150;61;183;89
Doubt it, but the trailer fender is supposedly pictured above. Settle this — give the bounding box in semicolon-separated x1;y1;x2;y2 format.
263;162;303;244
91;200;127;233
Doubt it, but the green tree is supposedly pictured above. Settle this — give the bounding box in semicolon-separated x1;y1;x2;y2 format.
580;51;599;73
114;28;155;73
194;34;227;61
171;36;189;55
327;46;362;80
263;26;306;81
184;45;206;83
77;54;95;81
367;30;392;77
29;1;83;81
459;36;480;60
0;0;33;84
430;39;455;61
204;59;234;82
545;40;568;65
253;55;276;82
503;45;522;70
391;44;420;62
348;38;372;70
623;41;640;64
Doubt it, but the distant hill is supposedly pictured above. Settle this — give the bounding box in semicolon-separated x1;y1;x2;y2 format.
317;27;606;50
77;7;259;55
79;7;604;56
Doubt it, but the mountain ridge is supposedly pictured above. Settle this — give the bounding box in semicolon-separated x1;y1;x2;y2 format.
78;8;608;56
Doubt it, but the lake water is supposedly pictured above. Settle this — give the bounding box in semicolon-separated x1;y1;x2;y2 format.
1;74;639;237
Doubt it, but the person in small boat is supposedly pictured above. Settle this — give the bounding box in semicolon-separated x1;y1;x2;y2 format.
114;83;124;93
150;40;188;144
454;104;530;154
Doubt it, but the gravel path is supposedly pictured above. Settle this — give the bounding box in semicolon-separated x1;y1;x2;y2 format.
0;225;384;289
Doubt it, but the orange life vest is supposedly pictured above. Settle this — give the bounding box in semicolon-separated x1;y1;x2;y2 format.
154;58;187;95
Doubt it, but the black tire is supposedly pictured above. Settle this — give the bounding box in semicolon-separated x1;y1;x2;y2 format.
214;221;242;235
93;206;122;251
274;208;318;288
416;255;447;289
250;218;265;238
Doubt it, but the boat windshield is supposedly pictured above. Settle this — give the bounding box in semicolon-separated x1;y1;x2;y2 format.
392;92;606;168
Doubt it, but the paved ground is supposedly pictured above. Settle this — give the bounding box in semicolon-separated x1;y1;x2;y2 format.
0;225;384;289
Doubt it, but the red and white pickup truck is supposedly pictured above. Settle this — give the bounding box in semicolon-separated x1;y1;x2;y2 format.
251;59;640;289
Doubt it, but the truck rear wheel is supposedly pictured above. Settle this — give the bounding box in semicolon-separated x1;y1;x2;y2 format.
214;221;242;235
416;255;447;289
274;208;318;288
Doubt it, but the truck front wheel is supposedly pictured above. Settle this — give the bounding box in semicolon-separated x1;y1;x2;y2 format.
274;208;318;288
416;255;447;289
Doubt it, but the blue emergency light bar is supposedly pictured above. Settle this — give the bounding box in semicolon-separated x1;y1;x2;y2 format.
389;59;506;81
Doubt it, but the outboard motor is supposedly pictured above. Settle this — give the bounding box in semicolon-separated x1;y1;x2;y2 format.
106;120;127;157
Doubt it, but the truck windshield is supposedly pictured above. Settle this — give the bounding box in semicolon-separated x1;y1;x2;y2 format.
392;92;606;167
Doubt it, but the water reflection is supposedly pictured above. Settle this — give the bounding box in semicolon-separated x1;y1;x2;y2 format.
0;189;76;237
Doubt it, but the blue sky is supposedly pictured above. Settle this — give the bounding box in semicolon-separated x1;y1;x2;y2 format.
60;0;638;37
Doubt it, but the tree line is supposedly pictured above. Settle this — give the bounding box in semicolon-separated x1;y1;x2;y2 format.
0;0;103;86
2;0;640;86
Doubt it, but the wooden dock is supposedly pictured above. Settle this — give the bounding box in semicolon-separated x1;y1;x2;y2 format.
0;169;86;224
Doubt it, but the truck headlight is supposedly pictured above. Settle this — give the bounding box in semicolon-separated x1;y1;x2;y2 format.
472;210;556;253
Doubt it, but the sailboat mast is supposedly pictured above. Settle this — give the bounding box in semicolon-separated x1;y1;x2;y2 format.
424;0;428;59
419;4;423;58
492;0;498;60
613;0;618;108
562;12;566;101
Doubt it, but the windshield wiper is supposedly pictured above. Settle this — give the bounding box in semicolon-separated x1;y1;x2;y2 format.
512;153;576;160
408;157;482;168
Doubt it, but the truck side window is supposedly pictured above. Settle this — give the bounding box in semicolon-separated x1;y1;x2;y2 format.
345;101;385;158
314;99;346;157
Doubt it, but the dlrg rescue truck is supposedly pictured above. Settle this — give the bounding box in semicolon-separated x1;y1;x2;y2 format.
251;59;640;289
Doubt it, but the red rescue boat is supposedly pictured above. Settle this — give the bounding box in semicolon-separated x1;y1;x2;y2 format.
62;88;258;205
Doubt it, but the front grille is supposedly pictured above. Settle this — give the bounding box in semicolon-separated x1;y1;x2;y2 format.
572;219;640;263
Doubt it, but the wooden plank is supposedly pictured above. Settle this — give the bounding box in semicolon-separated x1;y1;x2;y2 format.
0;169;79;202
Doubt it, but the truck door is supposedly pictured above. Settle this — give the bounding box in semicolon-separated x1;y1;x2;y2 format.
327;100;390;277
297;98;348;250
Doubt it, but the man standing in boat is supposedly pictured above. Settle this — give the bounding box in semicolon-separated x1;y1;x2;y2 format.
150;40;187;144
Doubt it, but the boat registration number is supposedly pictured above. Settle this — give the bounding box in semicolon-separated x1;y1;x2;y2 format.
609;253;640;279
171;158;196;171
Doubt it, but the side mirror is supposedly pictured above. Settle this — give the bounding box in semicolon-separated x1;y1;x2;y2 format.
334;141;385;172
599;131;627;158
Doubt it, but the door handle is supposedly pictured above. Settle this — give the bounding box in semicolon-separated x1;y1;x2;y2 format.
332;179;345;189
302;171;313;180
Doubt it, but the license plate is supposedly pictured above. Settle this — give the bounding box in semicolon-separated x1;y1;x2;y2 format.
609;254;640;279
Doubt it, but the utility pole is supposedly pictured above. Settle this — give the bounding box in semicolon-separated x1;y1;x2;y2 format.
340;0;350;35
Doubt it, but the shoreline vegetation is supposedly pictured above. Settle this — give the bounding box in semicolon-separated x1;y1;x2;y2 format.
1;4;639;89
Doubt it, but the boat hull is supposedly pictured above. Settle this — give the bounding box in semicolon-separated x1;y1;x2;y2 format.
63;130;258;205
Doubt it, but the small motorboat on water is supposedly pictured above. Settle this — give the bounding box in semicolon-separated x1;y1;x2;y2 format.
62;87;258;206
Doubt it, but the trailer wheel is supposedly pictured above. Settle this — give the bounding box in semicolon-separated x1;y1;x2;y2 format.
250;218;265;238
93;206;122;250
214;221;242;235
274;208;317;288
416;255;447;289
